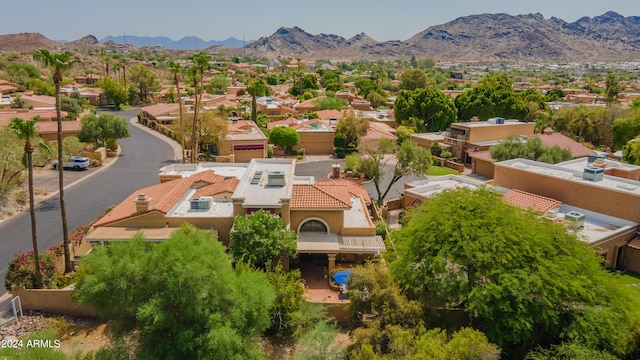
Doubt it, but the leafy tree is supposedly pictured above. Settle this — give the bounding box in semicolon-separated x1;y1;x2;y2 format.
199;109;228;149
526;341;617;360
394;88;457;131
394;125;414;143
518;88;547;122
290;74;320;97
631;98;640;109
59;96;83;120
265;265;314;337
98;77;128;109
366;91;388;109
230;209;297;270
293;322;347;360
454;72;528;121
127;63;161;103
612;112;640;150
205;74;231;94
489;135;572;164
354;78;382;99
9;117;52;289
623;136;640;164
543;88;566;102
399;68;428;90
78;113;130;148
33;48;82;274
391;188;640;357
605;70;621;107
26;78;54;95
313;96;344;111
60;136;84;158
336;110;369;147
269;126;300;152
0;125;23;198
75;224;275;359
350;326;500;360
359;139;431;205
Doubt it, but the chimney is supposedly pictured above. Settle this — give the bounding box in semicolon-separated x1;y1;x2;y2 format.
543;127;554;135
593;158;606;169
135;193;151;213
470;116;479;122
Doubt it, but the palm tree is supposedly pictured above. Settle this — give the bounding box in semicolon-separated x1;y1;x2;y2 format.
9;116;51;289
167;60;186;163
187;52;211;162
32;49;82;274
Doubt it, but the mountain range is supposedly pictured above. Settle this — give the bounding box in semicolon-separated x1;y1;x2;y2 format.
1;11;640;61
98;35;249;49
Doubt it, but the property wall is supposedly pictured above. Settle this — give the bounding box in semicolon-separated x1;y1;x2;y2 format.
109;215;235;245
593;231;636;269
411;136;435;150
295;131;335;154
11;286;98;317
290;210;344;234
219;139;267;162
472;158;495;179
341;226;376;236
493;164;640;223
605;167;640;181
622;247;640;274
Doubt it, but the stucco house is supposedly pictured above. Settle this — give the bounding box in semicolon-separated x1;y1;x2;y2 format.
86;159;384;273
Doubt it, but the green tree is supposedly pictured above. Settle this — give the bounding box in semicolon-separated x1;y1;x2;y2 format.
127;63;161;103
313;96;344;111
9;117;52;289
0;125;24;199
605;70;621;107
391;188;640;357
612;113;640;150
543;88;566;102
247;78;269;121
74;224;275;359
167;59;187;163
265;265;314;337
60;136;84;158
526;341;617;360
32;48;82;274
489;135;572;164
230;209;297;270
59;96;83;120
399;68;428;90
199;109;228;150
293;322;347;360
269;126;300;152
623;136;640;164
98;77;128;109
354;78;382;99
359;139;432;205
78;113;130;148
394;88;457;131
336;110;369;147
454;72;528;121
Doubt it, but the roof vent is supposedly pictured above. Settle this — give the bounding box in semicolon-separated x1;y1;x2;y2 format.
564;211;586;227
267;171;286;186
190;197;211;211
582;166;604;182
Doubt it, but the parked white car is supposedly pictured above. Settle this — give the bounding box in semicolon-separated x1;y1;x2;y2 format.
52;156;90;170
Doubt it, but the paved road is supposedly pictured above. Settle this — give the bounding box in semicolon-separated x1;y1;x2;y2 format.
0;109;177;296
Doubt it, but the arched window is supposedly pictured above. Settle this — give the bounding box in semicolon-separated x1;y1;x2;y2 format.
300;219;328;233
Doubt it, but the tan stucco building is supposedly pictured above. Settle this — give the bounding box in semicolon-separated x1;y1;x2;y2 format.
87;159;384;272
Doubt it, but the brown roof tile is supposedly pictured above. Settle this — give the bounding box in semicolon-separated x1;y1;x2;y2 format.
628;237;640;250
94;170;238;227
538;132;594;158
315;179;371;205
291;184;351;209
503;189;562;213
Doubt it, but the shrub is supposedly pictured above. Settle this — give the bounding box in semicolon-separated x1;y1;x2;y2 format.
296;149;305;156
267;145;274;158
106;138;118;151
69;224;91;243
14;190;28;205
375;221;389;239
334;133;347;148
440;151;452;159
297;155;304;160
150;121;156;129
5;250;57;290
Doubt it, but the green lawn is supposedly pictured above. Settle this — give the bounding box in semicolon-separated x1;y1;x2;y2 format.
427;166;460;176
614;272;640;299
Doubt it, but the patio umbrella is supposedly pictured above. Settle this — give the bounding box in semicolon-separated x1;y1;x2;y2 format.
332;269;352;286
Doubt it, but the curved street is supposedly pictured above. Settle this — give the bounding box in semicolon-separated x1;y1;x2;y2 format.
0;109;177;295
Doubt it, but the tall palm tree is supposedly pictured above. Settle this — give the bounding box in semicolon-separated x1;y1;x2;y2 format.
9;116;51;289
32;49;82;274
187;52;211;163
167;60;186;163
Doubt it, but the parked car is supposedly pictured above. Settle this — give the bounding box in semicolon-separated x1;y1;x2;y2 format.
52;156;90;170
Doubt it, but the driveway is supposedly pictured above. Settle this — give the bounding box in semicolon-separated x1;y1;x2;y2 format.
0;109;178;296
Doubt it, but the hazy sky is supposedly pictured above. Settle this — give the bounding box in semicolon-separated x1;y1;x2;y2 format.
3;0;640;42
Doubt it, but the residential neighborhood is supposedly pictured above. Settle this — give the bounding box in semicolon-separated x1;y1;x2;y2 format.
2;20;640;359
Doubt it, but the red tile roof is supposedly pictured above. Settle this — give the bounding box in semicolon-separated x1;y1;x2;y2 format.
20;94;56;106
315;109;344;120
538;132;594;158
503;189;562;213
140;103;180;118
36;120;81;134
315;179;371;206
291;184;351;209
628;237;640;250
94;170;238;227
